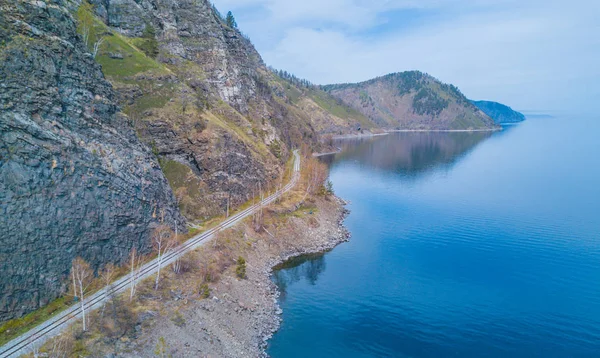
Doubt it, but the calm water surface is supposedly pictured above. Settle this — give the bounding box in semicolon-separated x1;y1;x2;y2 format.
268;116;600;357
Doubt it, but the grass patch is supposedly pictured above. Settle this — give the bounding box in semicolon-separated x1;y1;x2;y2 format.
284;85;303;104
203;109;270;159
307;89;373;129
289;205;319;218
160;159;194;189
0;297;70;346
449;113;486;130
95;33;165;78
159;159;215;219
79;11;167;79
124;91;173;117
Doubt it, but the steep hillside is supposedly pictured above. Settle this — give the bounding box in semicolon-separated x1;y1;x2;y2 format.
323;71;498;130
267;71;376;135
0;0;506;325
0;0;182;322
0;0;371;323
471;100;525;124
83;0;371;218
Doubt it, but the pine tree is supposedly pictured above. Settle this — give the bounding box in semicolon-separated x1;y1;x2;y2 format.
226;11;237;28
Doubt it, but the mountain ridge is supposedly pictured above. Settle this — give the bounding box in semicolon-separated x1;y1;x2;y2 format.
322;71;499;130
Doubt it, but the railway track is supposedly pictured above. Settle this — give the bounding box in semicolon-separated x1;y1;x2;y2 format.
0;151;300;358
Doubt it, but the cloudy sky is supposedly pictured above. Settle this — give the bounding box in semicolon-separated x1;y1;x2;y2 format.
211;0;599;112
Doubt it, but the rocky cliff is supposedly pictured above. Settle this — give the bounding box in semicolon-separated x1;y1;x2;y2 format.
0;0;505;324
323;71;498;130
0;0;367;323
0;0;184;322
79;0;372;219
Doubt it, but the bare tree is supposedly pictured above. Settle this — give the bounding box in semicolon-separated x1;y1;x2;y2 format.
77;0;94;48
27;335;41;358
129;248;142;301
99;263;117;317
303;156;328;200
225;148;232;218
253;182;265;231
49;337;66;358
46;325;74;358
71;257;93;331
172;256;182;275
180;90;191;114
81;26;90;48
92;36;105;58
172;220;183;274
153;225;175;290
226;194;230;218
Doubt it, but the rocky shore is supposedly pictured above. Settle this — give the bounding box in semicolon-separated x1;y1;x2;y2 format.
123;196;350;357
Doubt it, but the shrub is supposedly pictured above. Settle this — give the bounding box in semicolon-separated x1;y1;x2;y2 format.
199;283;210;299
138;24;159;58
235;256;246;279
154;336;171;358
170;311;185;327
326;180;334;195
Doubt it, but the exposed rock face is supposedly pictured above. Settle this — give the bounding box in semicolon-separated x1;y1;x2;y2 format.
0;0;182;322
84;0;319;218
323;71;498;130
135;109;281;219
91;0;264;115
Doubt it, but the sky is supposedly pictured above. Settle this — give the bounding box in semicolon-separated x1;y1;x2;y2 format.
211;0;600;112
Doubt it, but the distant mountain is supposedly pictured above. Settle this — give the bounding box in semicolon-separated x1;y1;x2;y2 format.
322;71;498;130
471;100;526;124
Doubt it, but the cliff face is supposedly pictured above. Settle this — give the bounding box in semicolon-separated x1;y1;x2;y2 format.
1;0;367;323
79;0;364;219
0;0;183;322
323;71;498;130
91;0;264;113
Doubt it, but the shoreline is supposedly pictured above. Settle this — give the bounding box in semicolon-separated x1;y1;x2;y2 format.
122;196;351;357
312;127;501;156
313;148;342;157
387;127;501;133
259;199;350;355
329;126;501;141
331;132;389;140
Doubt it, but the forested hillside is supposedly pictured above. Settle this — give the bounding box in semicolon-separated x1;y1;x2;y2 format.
323;71;498;130
471;100;526;124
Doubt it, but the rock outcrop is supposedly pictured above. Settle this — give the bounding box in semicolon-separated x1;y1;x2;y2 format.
92;0;264;113
80;0;327;219
0;0;182;322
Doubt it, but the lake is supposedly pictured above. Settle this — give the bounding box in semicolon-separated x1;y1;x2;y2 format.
268;116;600;357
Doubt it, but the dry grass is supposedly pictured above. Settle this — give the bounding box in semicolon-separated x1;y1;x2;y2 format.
32;150;332;357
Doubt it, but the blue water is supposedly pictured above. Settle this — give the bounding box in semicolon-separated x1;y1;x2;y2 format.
268;116;600;357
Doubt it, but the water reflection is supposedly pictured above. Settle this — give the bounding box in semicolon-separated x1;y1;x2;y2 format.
321;131;493;177
274;131;495;301
272;254;327;301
